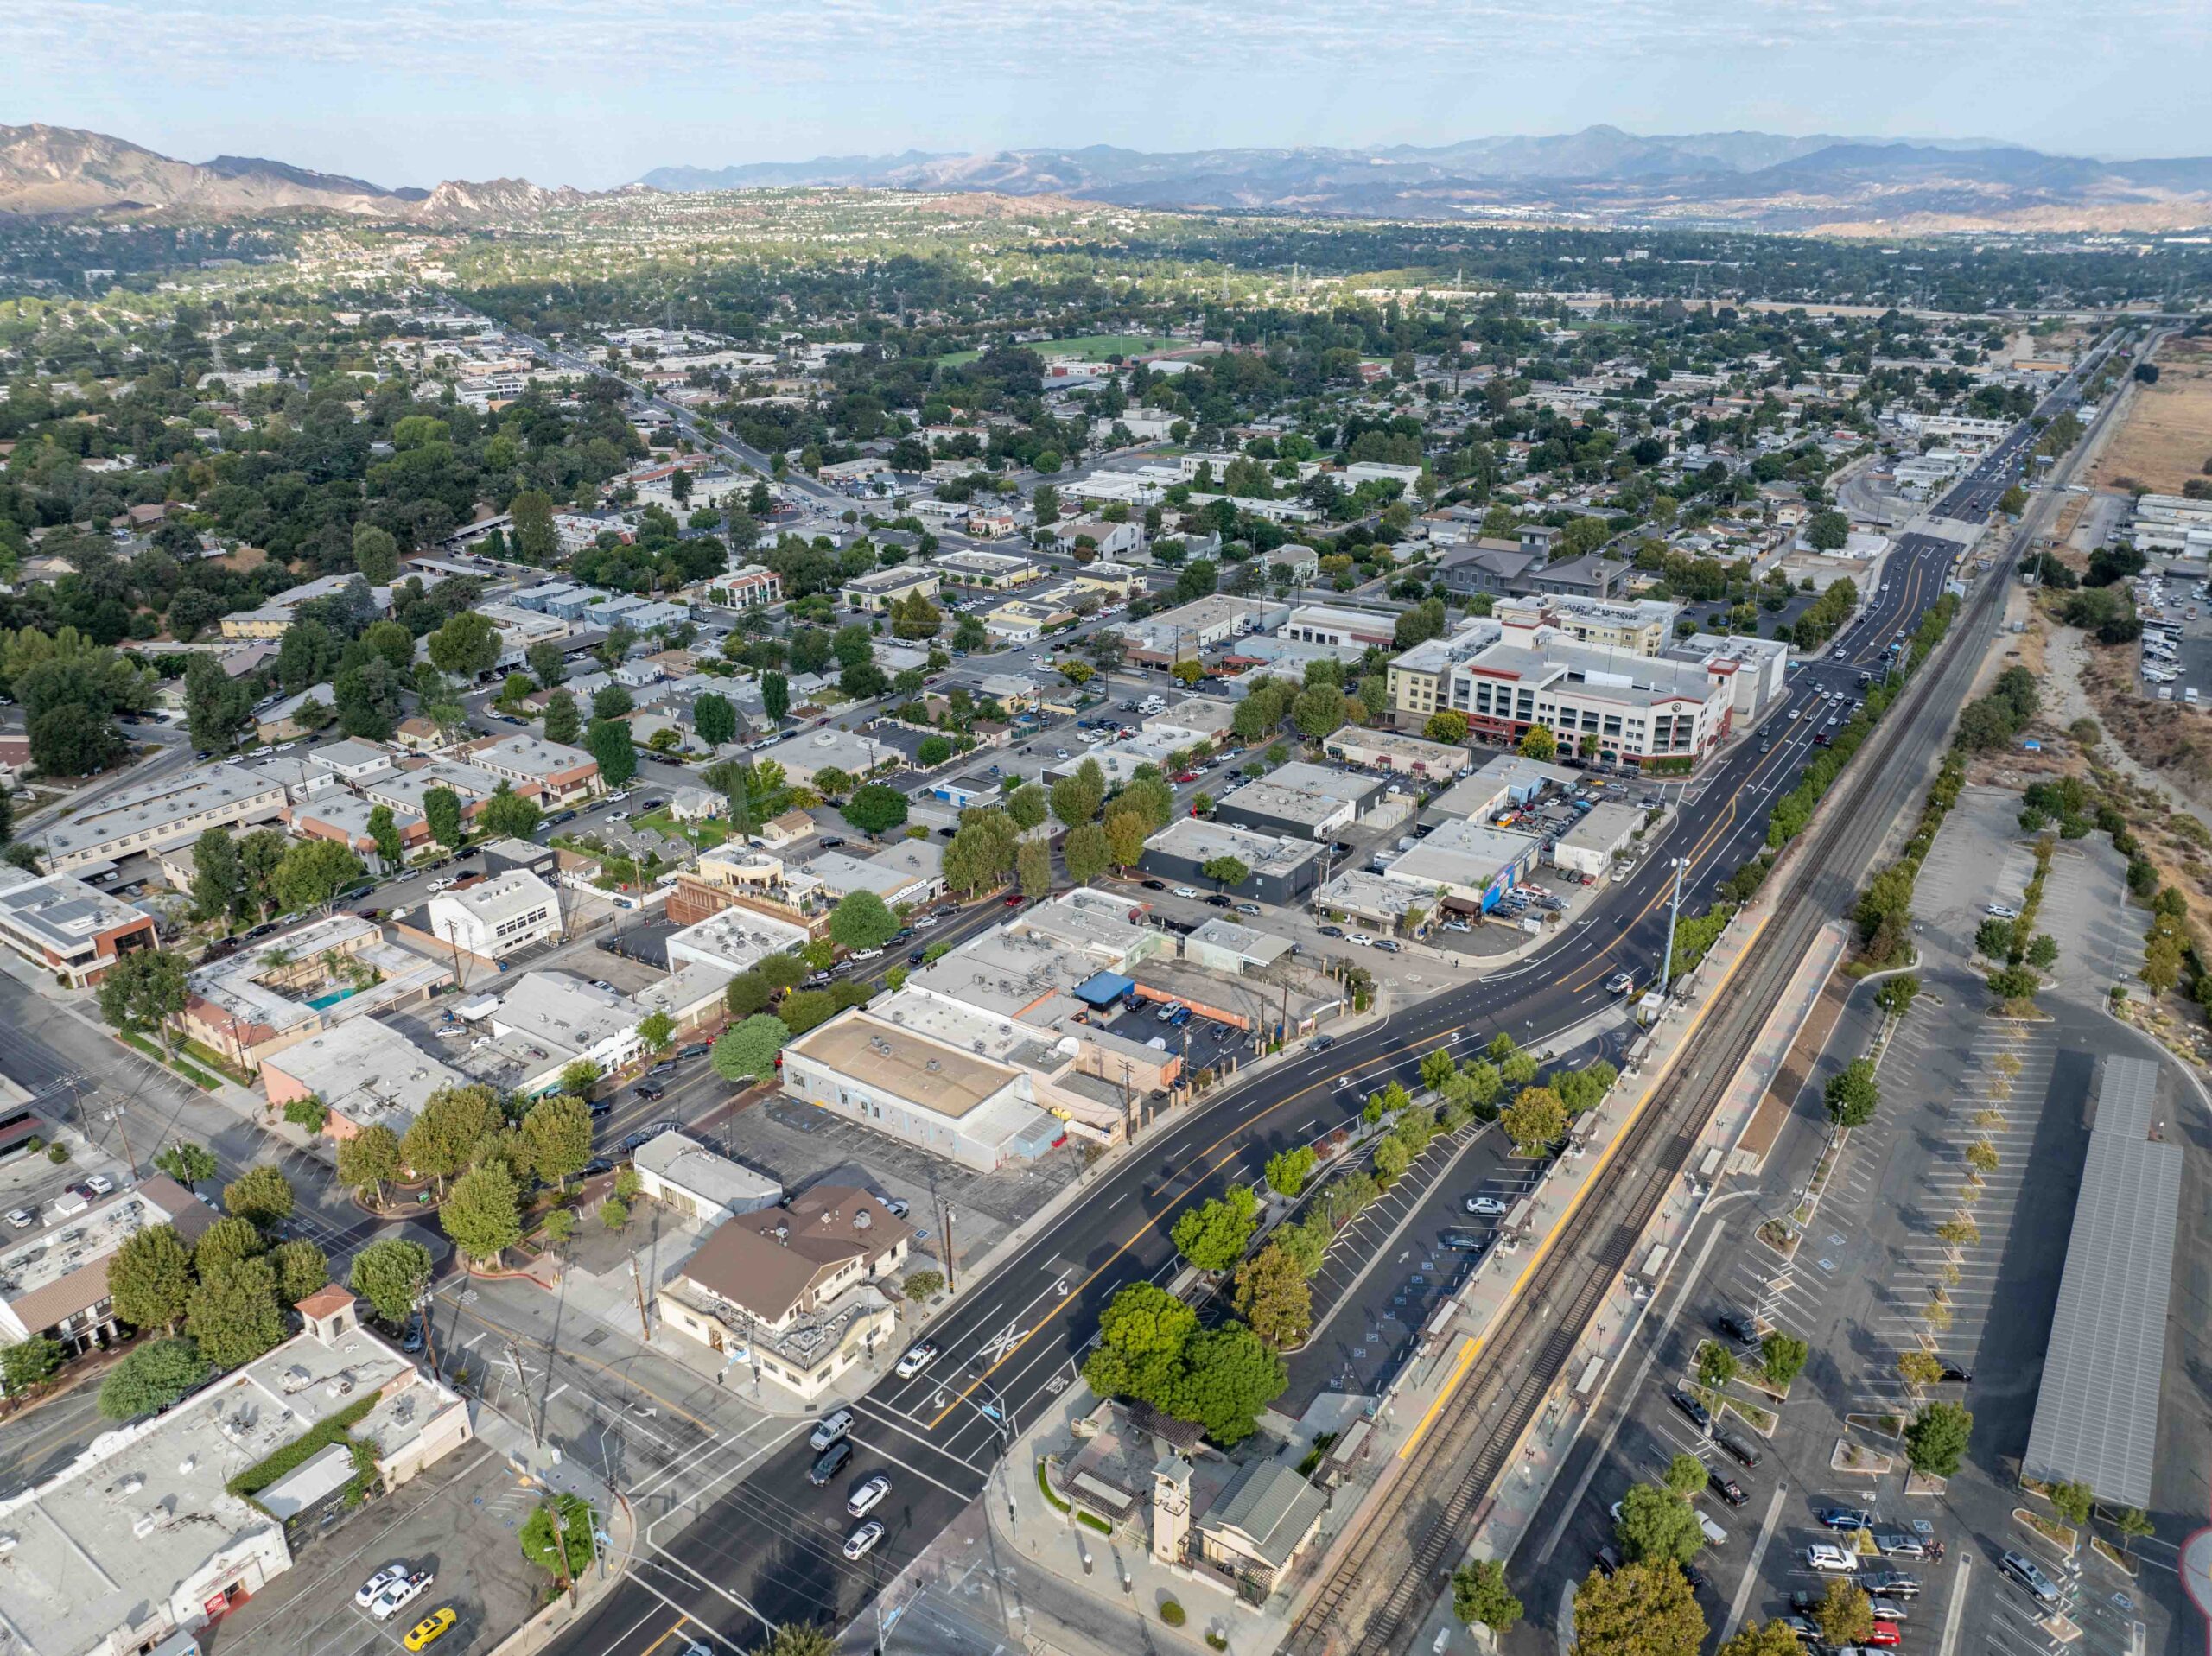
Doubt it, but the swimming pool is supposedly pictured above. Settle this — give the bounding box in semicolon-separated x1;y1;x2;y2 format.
305;986;360;1011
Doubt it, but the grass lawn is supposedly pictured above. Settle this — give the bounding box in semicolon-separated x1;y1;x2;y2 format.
636;808;728;848
938;333;1176;367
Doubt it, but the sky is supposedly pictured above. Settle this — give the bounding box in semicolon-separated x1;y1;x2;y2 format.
6;0;2209;190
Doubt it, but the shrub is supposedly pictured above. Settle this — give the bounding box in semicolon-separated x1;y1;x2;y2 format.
1159;1600;1186;1627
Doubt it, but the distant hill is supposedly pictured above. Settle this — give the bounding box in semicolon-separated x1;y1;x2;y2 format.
639;128;2212;231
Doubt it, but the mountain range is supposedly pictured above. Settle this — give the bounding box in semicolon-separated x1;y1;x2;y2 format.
4;121;2211;233
639;128;2212;230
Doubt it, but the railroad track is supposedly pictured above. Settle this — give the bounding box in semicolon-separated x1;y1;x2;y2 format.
1287;518;2019;1656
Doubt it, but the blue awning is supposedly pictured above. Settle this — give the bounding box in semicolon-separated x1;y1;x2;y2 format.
1075;971;1135;1007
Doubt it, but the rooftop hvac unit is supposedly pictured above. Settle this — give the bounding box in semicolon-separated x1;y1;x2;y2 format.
131;1511;158;1539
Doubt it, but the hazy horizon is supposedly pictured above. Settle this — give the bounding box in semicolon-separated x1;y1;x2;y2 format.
9;0;2209;190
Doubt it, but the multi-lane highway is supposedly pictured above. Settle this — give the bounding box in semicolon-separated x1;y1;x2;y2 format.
544;389;2080;1655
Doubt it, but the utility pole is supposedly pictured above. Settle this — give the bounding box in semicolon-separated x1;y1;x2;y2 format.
105;1106;138;1180
942;1202;958;1294
1659;855;1686;999
628;1255;651;1342
538;1492;578;1608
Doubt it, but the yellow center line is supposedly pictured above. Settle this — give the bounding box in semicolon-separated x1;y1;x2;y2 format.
1395;907;1775;1462
640;1621;694;1656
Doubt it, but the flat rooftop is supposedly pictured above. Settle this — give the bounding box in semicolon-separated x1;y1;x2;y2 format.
910;926;1108;1019
790;1014;1020;1120
2022;1056;2183;1511
1384;818;1542;889
0;866;150;956
1145;817;1323;879
259;1018;467;1137
41;764;286;862
634;1130;782;1210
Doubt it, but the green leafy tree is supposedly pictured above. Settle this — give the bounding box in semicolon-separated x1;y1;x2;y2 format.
479;784;543;841
441;1162;523;1266
185;1257;287;1371
270;1238;329;1304
336;1124;403;1202
778;989;837;1034
353;522;401;583
1518;725;1558;761
192;1215;264;1275
1697;1342;1738;1391
1452;1560;1522;1634
713;1015;792;1085
1721;1622;1807;1656
1426;710;1471;745
1171;1323;1287;1446
526;641;567;690
1017;838;1052;900
830;890;899;951
427;611;502;680
109;1223;195;1333
1616;1482;1703;1565
1825;1057;1879;1128
761;671;790;725
1574;1562;1706;1656
366;803;407;867
1665;1454;1708;1498
350;1237;434;1323
2048;1480;2094;1526
154;1139;218;1191
98;949;191;1060
223;1165;295;1231
1814;1581;1874;1647
403;1084;503;1190
759;1627;839;1656
543;688;581;746
422;786;465;850
588;719;638;788
1063;822;1109;885
520;1491;599;1581
182;654;253;753
843;784;910;837
1760;1330;1809;1389
694;691;737;751
98;1337;211;1421
1200;854;1251;891
271;839;368;913
191;828;246;922
522;1094;593;1187
1264;1145;1317;1199
637;1010;677;1055
1231;1242;1313;1349
0;1336;64;1393
1171;1184;1259;1273
1502;1086;1566;1156
1904;1400;1973;1479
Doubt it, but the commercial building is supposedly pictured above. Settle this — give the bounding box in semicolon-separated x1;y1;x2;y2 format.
934;548;1041;587
775;728;904;789
664;906;812;980
1551;802;1645;877
632;1131;783;1221
0;1177;215;1355
1539;594;1680;655
0;865;159;987
1183;917;1296;975
1312;868;1430;930
842;567;942;613
258;1018;468;1143
1443;616;1735;768
1665;632;1791;720
427;870;563;959
1139;819;1325;905
484;972;647;1091
1276;605;1397;650
800;838;944;909
1384;619;1502;728
657;1186;915;1400
1014;887;1170;971
1053;518;1140;559
1380;817;1543;912
1213;763;1383;841
1118;597;1291;666
782;1012;1065;1171
1319;726;1475;779
1423;755;1576;825
0;1290;469;1655
38;765;289;872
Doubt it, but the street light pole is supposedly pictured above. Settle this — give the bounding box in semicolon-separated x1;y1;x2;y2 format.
1659;855;1685;998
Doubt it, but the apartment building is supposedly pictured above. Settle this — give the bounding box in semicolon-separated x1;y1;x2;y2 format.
39;765;289;872
427;871;563;959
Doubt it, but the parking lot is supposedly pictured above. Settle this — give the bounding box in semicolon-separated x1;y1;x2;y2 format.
2132;564;2212;704
210;1443;543;1656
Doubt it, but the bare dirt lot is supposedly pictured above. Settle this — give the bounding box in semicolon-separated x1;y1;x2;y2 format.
2091;335;2212;495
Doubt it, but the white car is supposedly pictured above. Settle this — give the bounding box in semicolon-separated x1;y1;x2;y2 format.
1984;904;2019;919
368;1571;433;1620
355;1565;408;1608
1805;1543;1858;1573
608;809;629;821
913;913;938;929
83;1173;114;1196
1345;932;1375;947
1606;972;1637;994
893;1342;938;1379
847;1473;892;1516
1464;1195;1508;1216
842;1519;886;1560
3;1209;32;1229
1172;886;1198;899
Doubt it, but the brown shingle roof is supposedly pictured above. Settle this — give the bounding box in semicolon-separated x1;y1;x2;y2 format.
677;1186;912;1324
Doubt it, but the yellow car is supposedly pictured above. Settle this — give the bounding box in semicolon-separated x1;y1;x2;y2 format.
404;1608;456;1651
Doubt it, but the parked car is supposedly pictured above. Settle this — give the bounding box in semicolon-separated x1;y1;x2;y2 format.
847;1474;891;1517
357;1565;410;1608
1707;1471;1748;1507
842;1519;887;1561
1864;1572;1921;1599
3;1209;32;1229
1999;1552;2057;1605
1318;924;1344;938
1463;1195;1508;1216
1714;1309;1759;1344
1667;1389;1712;1432
370;1570;435;1621
1819;1508;1876;1532
1874;1532;1927;1559
1805;1544;1858;1574
1592;1544;1624;1579
403;1609;457;1652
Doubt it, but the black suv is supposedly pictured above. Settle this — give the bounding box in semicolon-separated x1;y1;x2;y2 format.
808;1439;854;1487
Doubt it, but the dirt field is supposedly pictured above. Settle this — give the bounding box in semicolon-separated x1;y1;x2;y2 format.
2091;335;2212;496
